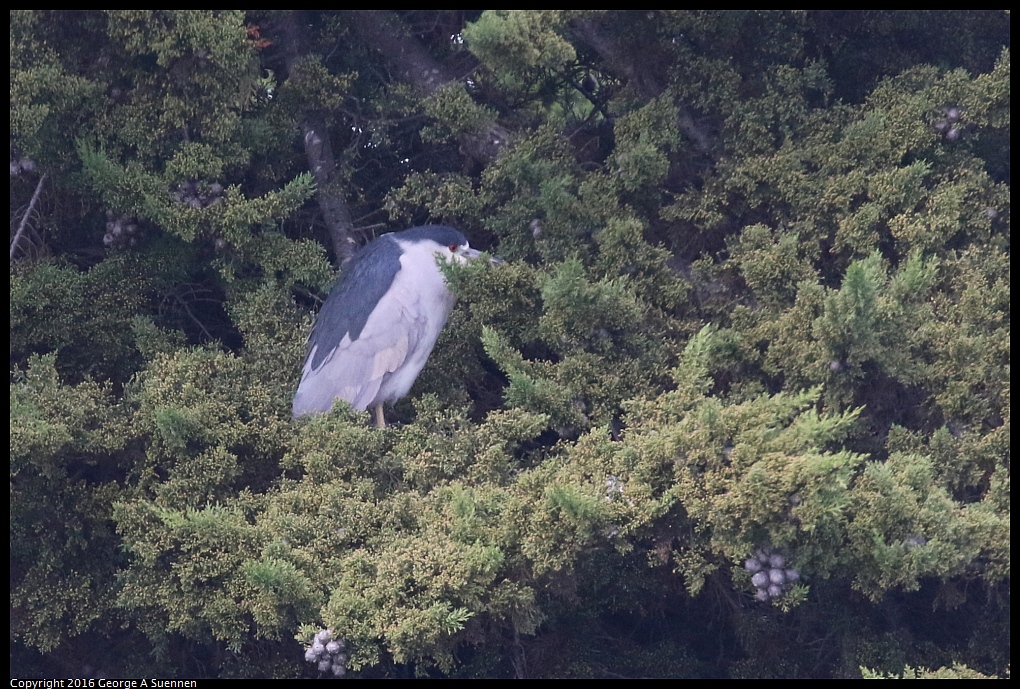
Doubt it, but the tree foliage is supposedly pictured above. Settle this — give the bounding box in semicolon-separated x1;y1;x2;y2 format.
10;10;1009;679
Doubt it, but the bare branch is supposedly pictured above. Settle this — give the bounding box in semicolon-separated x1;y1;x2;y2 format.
10;173;47;264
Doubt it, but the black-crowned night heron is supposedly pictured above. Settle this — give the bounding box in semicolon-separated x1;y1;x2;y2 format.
293;225;490;427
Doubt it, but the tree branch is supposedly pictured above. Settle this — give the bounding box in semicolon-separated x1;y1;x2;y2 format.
10;172;46;264
573;17;714;155
280;11;357;264
349;10;510;167
347;10;455;96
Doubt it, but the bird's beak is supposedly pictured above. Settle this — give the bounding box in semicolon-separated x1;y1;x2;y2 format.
457;247;503;265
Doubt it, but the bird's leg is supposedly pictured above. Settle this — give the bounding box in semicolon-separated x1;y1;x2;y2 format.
374;403;386;429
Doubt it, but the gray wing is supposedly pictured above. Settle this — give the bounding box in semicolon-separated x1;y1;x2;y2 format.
306;236;402;371
292;285;428;417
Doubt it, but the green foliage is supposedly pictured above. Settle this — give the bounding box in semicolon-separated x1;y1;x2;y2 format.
11;259;148;381
847;451;1009;597
610;95;681;191
421;85;501;145
464;11;575;79
10;9;1009;680
861;663;998;679
11;356;129;651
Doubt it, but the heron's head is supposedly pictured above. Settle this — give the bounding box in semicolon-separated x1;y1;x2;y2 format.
394;225;501;270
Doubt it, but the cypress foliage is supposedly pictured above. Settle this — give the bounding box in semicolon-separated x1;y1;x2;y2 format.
11;10;1009;678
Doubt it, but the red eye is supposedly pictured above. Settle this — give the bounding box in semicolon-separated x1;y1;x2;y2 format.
449;244;459;252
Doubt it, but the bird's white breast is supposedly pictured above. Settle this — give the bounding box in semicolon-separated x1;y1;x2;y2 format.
370;240;457;404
